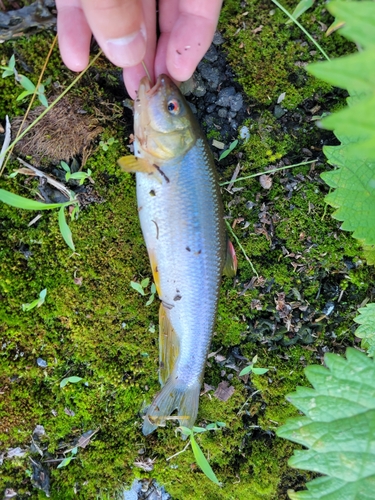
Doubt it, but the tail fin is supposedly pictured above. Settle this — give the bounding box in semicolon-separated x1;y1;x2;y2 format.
142;378;200;436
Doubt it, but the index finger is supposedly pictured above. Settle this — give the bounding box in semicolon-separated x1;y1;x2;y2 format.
161;0;223;82
81;0;147;67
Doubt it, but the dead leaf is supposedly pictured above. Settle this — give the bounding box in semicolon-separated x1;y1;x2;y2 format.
64;407;75;417
134;457;156;472
201;383;216;395
77;428;99;449
214;381;235;402
252;25;263;34
6;447;26;459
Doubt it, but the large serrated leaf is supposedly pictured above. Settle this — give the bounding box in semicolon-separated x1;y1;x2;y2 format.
354;303;375;357
277;348;375;499
327;1;375;48
308;50;375;94
306;1;375;252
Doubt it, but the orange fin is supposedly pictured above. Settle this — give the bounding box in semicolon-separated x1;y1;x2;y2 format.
223;237;237;277
118;155;161;181
159;304;179;386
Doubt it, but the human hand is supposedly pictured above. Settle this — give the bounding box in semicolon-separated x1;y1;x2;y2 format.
56;0;223;99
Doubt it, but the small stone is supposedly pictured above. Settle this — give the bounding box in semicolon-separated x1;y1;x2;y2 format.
203;45;218;62
190;72;206;97
216;86;236;107
37;357;47;368
187;102;197;114
228;111;237;119
240;125;250;140
197;62;220;90
218;108;228;118
229;93;243;112
274;104;287;119
206;104;216;114
212;31;225;45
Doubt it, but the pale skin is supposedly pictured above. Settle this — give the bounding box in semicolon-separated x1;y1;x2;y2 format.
56;0;223;99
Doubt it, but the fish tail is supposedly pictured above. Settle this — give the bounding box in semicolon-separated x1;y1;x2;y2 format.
142;378;200;437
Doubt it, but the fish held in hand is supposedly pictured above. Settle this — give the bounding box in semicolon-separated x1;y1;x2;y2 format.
118;75;237;436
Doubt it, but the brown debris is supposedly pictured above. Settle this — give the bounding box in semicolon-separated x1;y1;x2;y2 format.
214;381;235;402
12;96;103;165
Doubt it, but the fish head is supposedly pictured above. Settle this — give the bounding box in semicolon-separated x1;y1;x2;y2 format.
134;74;197;162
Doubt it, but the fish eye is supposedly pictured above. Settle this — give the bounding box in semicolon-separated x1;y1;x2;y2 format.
167;99;180;115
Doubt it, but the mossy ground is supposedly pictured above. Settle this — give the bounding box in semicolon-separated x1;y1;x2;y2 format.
1;2;374;499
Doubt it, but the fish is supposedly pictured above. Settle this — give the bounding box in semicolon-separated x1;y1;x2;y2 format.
118;74;237;435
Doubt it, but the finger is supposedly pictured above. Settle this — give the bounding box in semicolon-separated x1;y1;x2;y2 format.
80;0;147;67
123;0;156;99
154;0;179;78
166;0;223;81
56;0;92;71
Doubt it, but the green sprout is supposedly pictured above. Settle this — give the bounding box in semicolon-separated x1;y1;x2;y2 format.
22;288;47;312
130;278;156;306
177;422;226;485
60;161;93;186
99;137;118;152
219;139;238;161
239;354;269;377
1;54;50;107
60;376;83;388
57;446;78;469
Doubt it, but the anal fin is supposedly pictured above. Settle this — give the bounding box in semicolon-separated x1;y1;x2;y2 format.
223;237;237;277
159;304;179;386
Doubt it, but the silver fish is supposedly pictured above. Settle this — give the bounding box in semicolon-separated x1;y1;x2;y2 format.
118;75;236;435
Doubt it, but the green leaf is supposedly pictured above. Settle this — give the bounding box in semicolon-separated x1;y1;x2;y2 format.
16;90;34;101
57;456;73;469
354;303;375;357
2;69;13;78
58;207;75;251
327;0;375;49
190;435;221;485
130;281;145;296
277;348;375;499
239;365;253;376
151;283;156;294
219;139;238;161
8;54;15;70
251;367;269;375
178;426;192;437
18;75;35;92
60;376;83;388
286;0;315;24
0;188;67;210
145;294;154;307
22;298;40;312
60;161;71;173
141;277;150;288
306;1;375;250
38;92;48;108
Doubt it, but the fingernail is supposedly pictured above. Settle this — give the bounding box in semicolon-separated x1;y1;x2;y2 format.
106;24;146;67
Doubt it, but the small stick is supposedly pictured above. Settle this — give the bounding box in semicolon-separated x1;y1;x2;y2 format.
141;60;152;84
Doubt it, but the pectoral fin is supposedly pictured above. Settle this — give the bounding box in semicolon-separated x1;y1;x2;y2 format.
159;304;179;387
118;155;161;180
223;237;237;277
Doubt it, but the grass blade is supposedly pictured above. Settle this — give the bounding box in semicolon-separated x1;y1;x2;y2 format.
0;188;68;210
190;435;220;485
58;206;75;251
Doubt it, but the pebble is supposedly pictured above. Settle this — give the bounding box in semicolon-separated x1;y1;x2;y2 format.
197;61;220;90
191;72;206;97
188;102;197;114
37;358;47;368
203;45;218;62
230;93;243;112
206;104;216;114
216;86;236;107
218;108;228;118
240;125;250;140
212;31;225;45
274;104;287;119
